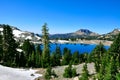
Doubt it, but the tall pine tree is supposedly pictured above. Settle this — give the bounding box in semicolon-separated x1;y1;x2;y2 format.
0;31;3;61
42;23;50;68
90;42;106;72
2;25;18;66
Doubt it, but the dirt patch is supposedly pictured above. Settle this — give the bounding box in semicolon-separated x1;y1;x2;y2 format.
35;63;96;80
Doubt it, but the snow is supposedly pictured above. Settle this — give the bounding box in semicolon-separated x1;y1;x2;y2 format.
16;48;23;52
0;65;42;80
13;29;23;37
0;28;3;31
21;34;25;37
35;35;41;40
25;36;32;39
57;40;69;43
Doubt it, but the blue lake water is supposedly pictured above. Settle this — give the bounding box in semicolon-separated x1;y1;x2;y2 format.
41;43;110;54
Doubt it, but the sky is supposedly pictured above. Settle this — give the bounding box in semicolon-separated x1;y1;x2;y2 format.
0;0;120;34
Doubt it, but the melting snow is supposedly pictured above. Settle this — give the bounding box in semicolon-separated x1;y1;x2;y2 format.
25;36;32;39
13;30;23;37
0;65;42;80
16;48;23;52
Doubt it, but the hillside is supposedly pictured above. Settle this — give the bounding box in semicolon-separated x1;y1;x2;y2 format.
0;24;41;43
50;29;99;39
98;28;120;40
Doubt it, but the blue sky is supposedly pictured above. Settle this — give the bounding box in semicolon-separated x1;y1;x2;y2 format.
0;0;120;34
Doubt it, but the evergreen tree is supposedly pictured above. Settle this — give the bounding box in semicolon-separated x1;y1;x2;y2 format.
22;39;32;57
116;73;120;80
44;66;57;80
42;23;50;68
35;44;42;67
98;34;120;80
50;46;61;66
90;42;106;72
72;51;79;65
0;31;3;61
2;25;18;66
79;63;89;80
44;66;52;80
109;33;120;67
63;63;77;78
104;57;118;80
22;40;35;67
55;46;61;66
62;48;72;65
19;52;26;67
36;44;42;56
50;52;57;66
79;53;88;63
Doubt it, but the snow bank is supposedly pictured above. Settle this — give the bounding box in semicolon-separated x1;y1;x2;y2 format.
58;40;69;43
0;65;42;80
13;29;23;37
25;36;32;40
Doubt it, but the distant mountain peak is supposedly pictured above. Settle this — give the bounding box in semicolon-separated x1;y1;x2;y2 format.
113;28;120;32
76;29;92;34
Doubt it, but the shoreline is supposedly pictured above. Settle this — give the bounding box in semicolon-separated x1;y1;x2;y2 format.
50;40;113;46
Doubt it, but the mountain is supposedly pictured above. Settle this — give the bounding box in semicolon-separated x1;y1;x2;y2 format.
98;28;120;40
50;29;99;39
106;28;120;35
0;25;41;43
74;29;99;36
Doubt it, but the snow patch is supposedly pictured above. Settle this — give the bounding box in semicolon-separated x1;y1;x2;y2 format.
58;40;69;43
35;35;41;40
0;28;3;31
13;29;23;37
25;36;32;39
0;65;42;80
16;48;23;52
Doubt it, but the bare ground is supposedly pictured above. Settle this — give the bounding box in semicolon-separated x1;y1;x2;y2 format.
35;63;96;80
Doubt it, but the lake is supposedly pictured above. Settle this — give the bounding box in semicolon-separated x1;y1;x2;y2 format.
43;43;110;54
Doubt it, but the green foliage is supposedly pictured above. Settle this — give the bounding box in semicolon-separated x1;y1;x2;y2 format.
55;46;61;65
104;57;118;80
109;33;120;67
63;64;77;78
42;23;50;68
90;42;106;72
2;25;18;66
62;48;72;65
72;51;79;65
44;66;57;80
97;34;120;80
79;63;89;80
79;53;88;63
116;73;120;80
50;46;61;66
45;66;52;80
0;32;3;61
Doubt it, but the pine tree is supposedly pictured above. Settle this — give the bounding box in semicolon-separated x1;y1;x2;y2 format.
63;63;77;78
104;57;118;80
19;52;26;67
42;23;50;68
2;25;18;66
90;42;106;72
0;31;3;61
44;66;57;80
109;33;120;67
55;46;61;66
22;40;35;67
72;51;79;65
62;48;72;65
79;63;89;80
